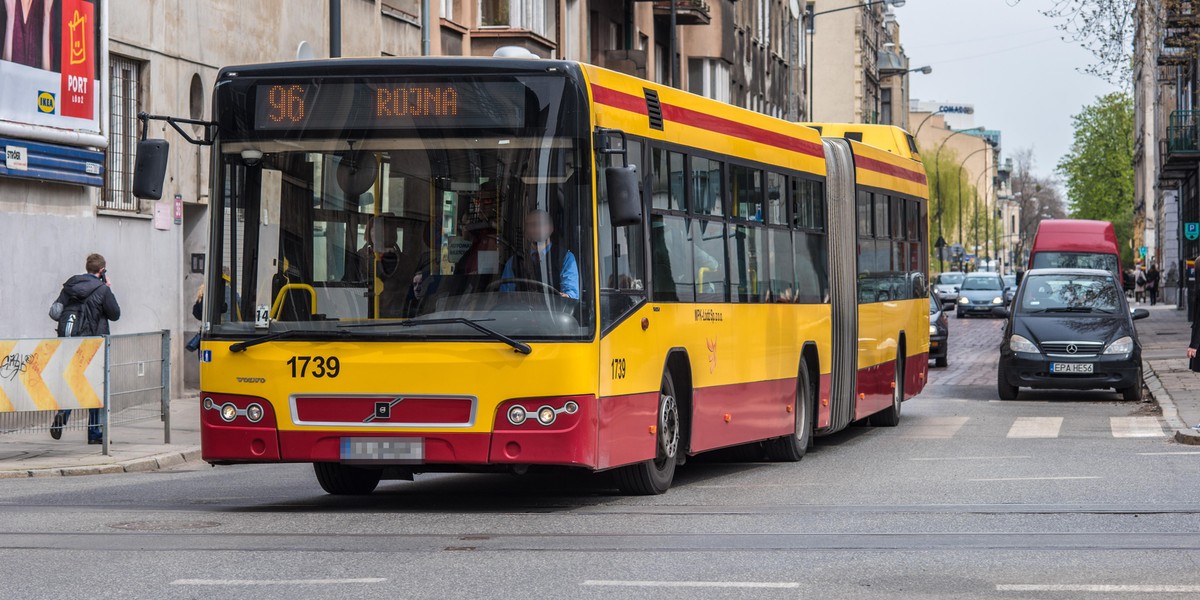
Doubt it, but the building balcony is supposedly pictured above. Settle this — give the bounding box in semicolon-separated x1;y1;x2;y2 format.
1161;110;1200;181
652;0;712;25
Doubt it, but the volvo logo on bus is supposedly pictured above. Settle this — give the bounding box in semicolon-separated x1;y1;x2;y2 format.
364;399;402;423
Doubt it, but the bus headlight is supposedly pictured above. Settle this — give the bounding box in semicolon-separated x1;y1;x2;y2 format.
563;401;579;415
245;403;264;423
202;397;214;410
220;403;238;422
537;406;557;426
507;405;527;426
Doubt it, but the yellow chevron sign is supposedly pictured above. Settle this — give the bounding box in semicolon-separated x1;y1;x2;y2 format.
0;337;104;413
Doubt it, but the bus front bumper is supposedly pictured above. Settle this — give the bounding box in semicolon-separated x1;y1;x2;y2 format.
200;393;636;470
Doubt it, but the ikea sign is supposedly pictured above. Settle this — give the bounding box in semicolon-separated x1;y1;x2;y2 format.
37;91;56;115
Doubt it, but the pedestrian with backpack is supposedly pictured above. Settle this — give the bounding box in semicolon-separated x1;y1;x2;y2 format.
47;253;121;444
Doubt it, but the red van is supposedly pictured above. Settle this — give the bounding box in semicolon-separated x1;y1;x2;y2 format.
1028;219;1123;285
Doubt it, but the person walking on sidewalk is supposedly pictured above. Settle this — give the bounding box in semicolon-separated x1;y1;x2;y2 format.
1134;266;1147;304
1147;263;1161;306
48;253;121;445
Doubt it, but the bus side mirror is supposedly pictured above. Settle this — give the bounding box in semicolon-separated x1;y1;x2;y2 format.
606;165;642;227
133;139;170;200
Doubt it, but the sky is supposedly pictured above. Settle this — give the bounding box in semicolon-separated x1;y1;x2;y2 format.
894;0;1123;180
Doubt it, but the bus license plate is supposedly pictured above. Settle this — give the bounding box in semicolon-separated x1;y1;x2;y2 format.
341;437;424;464
1050;363;1093;374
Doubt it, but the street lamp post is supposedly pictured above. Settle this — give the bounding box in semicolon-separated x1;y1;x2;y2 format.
914;109;943;138
806;0;906;120
975;165;998;270
933;127;986;270
955;144;992;265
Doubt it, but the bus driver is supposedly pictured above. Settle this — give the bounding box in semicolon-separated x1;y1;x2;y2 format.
500;209;580;300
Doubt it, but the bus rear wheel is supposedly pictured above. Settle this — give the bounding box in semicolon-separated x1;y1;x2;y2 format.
869;352;903;427
615;371;680;495
313;462;382;495
766;362;813;461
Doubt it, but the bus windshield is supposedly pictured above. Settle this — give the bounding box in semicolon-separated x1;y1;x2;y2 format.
210;74;593;341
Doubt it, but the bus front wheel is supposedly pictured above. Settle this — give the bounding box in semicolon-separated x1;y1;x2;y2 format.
614;371;680;495
314;462;382;495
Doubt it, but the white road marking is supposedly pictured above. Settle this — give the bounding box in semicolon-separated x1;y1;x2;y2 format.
967;476;1101;482
1007;417;1063;438
902;416;970;438
582;580;799;589
997;584;1200;593
910;455;1031;461
1138;451;1200;456
171;579;386;586
1110;417;1166;438
695;483;819;488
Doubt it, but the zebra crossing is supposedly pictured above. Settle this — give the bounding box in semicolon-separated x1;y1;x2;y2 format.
895;415;1166;439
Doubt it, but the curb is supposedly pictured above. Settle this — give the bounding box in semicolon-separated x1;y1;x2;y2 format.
0;447;203;479
1142;360;1200;446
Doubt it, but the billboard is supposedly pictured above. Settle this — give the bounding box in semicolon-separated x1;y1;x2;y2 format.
0;0;103;140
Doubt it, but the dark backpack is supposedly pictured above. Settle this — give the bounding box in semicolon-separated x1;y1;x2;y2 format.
55;287;102;337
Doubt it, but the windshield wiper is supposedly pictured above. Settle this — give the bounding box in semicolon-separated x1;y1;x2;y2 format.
1042;306;1095;313
339;318;532;355
229;328;353;353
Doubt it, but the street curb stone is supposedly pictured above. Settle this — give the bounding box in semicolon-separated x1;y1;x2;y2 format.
0;446;203;478
1143;360;1200;446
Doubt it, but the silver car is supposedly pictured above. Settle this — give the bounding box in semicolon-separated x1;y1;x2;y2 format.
934;272;965;307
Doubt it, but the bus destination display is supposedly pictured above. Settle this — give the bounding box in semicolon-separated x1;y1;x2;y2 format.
254;81;527;131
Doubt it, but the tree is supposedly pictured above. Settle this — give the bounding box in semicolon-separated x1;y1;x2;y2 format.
1057;92;1135;267
1014;0;1135;86
1009;148;1068;266
920;147;974;272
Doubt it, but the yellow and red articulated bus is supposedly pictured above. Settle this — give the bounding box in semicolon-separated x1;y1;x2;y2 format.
144;56;929;495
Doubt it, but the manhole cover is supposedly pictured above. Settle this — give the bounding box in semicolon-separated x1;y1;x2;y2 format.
108;520;222;531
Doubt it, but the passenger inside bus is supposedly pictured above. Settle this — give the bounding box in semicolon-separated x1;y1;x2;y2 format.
500;209;580;300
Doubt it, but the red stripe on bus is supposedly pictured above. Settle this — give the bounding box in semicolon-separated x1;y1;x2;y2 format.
590;84;825;159
855;154;928;185
690;378;797;453
590;84;648;115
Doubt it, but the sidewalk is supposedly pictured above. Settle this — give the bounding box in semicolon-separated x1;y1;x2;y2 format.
0;395;201;478
1137;301;1200;445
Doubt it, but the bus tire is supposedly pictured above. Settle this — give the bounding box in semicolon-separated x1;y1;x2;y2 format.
615;371;680;495
869;352;903;427
313;462;382;495
766;361;813;462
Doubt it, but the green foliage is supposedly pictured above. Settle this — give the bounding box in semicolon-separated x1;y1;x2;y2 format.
1056;92;1135;267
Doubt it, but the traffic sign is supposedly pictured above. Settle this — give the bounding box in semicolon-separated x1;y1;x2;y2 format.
1186;222;1200;241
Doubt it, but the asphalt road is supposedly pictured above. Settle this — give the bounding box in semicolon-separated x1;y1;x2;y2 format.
2;313;1198;599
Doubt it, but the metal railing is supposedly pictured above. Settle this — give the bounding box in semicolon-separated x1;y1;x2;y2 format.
0;330;171;455
1168;110;1200;154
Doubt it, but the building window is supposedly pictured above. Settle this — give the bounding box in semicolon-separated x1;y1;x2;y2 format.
103;55;143;212
881;87;893;125
479;0;550;37
442;0;454;21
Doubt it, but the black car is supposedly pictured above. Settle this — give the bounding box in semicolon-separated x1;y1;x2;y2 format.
997;268;1149;401
956;272;1009;318
929;292;949;367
